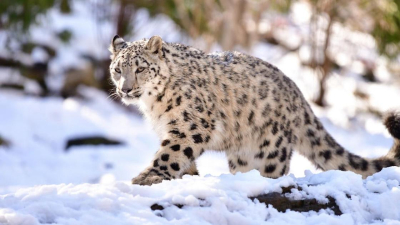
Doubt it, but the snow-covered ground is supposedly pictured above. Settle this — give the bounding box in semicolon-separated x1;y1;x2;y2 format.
2;167;400;224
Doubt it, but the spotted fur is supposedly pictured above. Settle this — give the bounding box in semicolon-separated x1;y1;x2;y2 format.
109;35;400;185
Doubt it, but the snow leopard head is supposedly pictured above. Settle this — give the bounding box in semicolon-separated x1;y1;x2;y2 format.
109;35;167;105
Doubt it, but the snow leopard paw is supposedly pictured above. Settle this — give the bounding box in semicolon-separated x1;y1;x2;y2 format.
131;171;165;186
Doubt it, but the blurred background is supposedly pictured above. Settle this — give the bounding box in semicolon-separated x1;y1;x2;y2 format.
0;0;399;192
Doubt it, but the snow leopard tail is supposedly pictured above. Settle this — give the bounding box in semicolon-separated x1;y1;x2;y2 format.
382;111;400;161
297;110;400;178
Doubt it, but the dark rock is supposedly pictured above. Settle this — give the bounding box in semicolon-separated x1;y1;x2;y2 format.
65;136;123;151
0;136;10;147
150;185;342;216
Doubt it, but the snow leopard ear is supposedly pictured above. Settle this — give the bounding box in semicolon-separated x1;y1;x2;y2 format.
145;36;163;58
109;35;127;59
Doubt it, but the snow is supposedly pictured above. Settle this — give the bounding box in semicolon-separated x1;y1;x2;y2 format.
0;87;158;190
1;169;400;225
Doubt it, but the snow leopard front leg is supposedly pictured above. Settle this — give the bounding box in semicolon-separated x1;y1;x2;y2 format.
132;137;204;185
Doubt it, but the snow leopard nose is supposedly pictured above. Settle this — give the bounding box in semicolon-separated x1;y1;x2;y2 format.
121;88;132;94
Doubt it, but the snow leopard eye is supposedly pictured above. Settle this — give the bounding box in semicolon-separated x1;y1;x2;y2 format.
136;67;145;73
114;68;121;73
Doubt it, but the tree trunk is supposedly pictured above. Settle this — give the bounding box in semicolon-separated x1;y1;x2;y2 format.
314;14;334;107
116;0;135;36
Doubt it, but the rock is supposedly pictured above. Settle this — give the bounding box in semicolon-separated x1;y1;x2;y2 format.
0;136;10;148
150;185;342;215
65;136;123;151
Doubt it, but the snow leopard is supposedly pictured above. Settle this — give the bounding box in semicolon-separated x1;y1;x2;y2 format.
109;35;400;185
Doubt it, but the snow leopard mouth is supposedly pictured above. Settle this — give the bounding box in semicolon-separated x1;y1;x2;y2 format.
126;90;142;99
117;90;142;99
